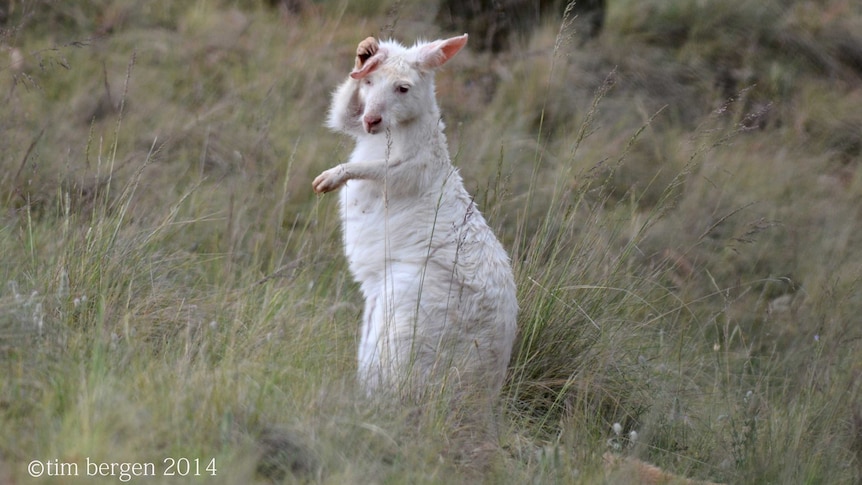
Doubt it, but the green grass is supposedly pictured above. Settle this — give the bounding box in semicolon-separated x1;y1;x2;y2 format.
1;0;861;483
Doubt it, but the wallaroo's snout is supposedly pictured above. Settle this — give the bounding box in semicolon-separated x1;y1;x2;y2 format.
363;113;383;133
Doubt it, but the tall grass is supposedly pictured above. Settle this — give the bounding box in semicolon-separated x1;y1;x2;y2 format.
1;0;861;483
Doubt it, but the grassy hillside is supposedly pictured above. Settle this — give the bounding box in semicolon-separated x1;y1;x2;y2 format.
1;0;861;483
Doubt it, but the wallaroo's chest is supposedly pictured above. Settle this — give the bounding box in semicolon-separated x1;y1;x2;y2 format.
338;178;455;234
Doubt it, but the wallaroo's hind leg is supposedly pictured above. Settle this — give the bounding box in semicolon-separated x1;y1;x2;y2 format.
357;296;384;394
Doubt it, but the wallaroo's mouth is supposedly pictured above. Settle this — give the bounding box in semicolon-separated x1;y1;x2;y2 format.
363;114;383;134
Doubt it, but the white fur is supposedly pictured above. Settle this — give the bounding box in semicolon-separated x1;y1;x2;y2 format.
314;35;517;400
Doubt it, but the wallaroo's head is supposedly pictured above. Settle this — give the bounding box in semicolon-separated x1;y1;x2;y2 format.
348;34;468;135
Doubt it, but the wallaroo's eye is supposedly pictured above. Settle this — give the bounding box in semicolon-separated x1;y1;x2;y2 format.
397;84;410;94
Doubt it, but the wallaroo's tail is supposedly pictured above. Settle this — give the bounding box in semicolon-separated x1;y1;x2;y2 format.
603;452;724;485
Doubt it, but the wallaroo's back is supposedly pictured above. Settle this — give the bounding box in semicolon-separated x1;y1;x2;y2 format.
312;34;517;402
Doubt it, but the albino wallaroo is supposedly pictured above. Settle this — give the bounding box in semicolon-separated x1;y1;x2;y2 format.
313;34;517;402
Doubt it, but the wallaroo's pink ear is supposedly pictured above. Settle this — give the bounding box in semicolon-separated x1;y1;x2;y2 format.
350;54;383;80
416;34;468;70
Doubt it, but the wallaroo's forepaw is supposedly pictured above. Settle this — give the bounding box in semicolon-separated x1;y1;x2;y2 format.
312;166;347;194
355;37;379;70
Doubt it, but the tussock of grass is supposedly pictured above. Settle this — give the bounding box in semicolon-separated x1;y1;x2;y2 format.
1;0;861;483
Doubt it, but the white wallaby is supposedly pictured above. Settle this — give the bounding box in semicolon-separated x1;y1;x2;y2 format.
313;34;517;402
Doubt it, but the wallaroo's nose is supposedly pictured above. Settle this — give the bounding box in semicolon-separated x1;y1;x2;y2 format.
363;114;382;132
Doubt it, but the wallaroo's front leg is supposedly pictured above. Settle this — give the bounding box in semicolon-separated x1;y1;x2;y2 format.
312;158;404;194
